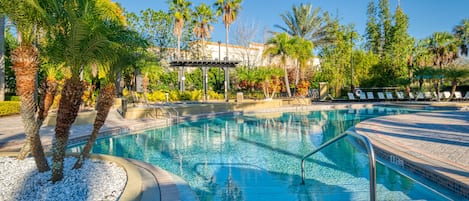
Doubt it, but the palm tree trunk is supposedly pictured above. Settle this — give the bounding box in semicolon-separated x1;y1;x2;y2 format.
73;84;115;169
450;80;457;101
11;45;49;172
283;66;292;97
51;78;85;182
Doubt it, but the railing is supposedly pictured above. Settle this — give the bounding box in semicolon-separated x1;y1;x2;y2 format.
300;130;376;201
164;103;179;123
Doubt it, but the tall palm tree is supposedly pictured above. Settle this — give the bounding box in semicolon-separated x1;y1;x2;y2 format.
192;3;217;58
263;33;294;97
275;3;330;46
214;0;242;59
168;0;192;59
454;19;469;57
0;0;50;172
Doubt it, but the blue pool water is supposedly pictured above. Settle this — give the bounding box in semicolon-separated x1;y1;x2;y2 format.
69;107;457;200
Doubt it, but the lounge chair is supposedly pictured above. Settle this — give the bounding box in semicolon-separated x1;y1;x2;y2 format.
454;91;463;101
359;92;367;101
443;91;451;100
396;92;405;100
385;92;394;100
347;93;357;101
424;92;433;101
408;92;415;101
377;92;386;101
416;92;425;101
366;92;375;100
464;91;469;101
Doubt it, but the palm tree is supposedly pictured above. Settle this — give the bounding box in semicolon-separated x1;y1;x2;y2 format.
214;0;242;59
168;0;192;59
42;0;123;182
289;36;313;87
73;26;149;169
263;33;293;97
275;3;330;46
428;32;459;67
0;0;50;172
192;3;217;58
444;64;469;100
454;19;469;57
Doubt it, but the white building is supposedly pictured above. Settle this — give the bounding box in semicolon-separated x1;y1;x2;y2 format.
156;41;320;70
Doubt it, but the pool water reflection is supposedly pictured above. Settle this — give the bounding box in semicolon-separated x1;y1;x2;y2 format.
69;107;455;201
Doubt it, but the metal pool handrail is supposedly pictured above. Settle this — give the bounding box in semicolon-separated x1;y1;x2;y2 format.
301;130;376;201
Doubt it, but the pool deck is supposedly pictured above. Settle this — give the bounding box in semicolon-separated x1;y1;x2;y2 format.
355;111;469;199
1;101;469;200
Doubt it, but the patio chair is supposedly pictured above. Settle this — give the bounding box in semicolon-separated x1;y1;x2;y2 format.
366;92;375;100
377;92;386;101
408;92;415;101
442;91;451;100
464;91;469;101
385;92;394;100
347;93;357;101
415;92;425;101
454;91;463;101
359;92;367;101
396;91;405;100
424;92;433;101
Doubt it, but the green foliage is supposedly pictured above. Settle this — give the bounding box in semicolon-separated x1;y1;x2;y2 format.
364;0;413;87
208;90;223;100
125;9;175;54
0;101;20;117
5;95;20;101
274;3;330;46
147;91;168;102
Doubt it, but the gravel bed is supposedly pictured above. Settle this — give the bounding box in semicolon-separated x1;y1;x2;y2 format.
0;157;127;201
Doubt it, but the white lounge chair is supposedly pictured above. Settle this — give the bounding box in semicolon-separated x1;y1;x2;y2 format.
424;92;433;101
359;92;367;101
385;92;394;100
377;92;386;100
347;92;356;101
443;91;451;100
454;91;463;101
366;92;375;100
408;92;415;101
396;92;405;100
416;92;425;101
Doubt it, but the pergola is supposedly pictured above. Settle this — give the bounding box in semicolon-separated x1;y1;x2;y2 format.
169;60;241;102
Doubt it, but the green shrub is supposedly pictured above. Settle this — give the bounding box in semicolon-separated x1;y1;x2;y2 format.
208;90;223;100
5;96;20;101
0;101;21;117
147;91;167;102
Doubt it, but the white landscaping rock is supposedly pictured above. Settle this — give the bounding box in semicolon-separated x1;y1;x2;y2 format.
0;157;127;201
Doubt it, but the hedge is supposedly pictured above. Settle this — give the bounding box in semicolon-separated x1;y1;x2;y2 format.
0;101;21;117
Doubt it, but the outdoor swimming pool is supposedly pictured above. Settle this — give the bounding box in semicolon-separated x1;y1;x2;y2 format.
69;107;457;200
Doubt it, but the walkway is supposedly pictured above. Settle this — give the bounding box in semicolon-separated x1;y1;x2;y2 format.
355;111;469;199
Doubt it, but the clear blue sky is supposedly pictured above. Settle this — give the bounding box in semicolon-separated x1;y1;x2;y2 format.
115;0;469;43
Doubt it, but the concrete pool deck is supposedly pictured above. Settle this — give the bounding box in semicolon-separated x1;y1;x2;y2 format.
1;101;469;200
355;111;469;199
